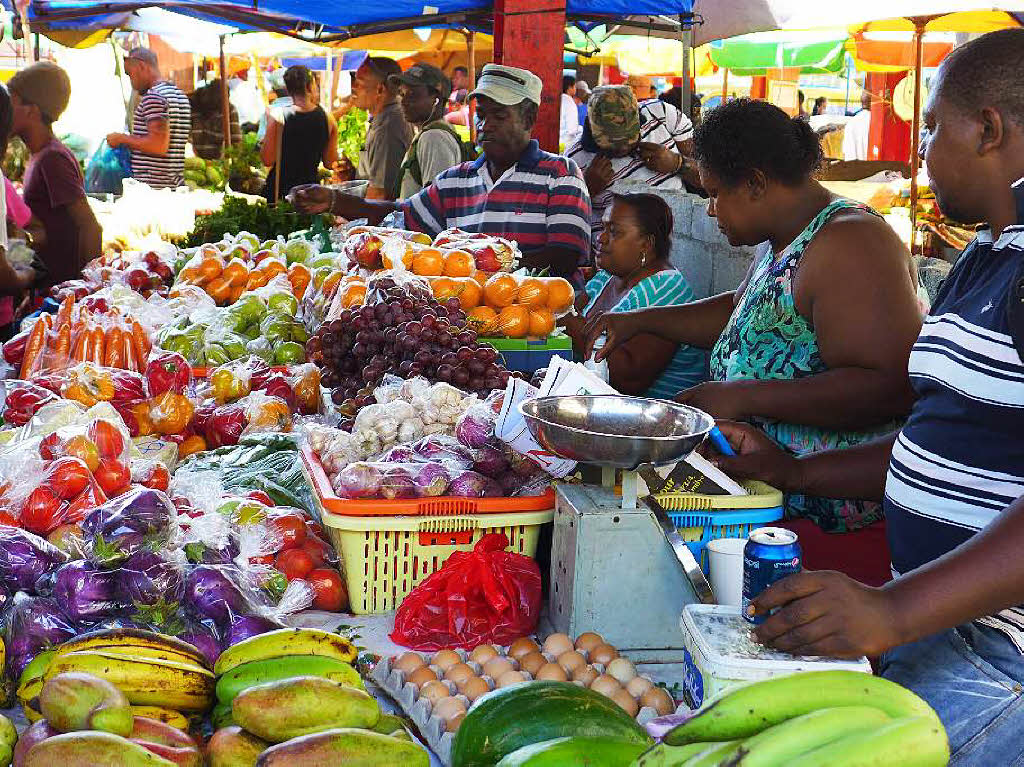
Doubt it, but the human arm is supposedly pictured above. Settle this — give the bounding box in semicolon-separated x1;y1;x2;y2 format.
108;117;170;155
66;197;102;267
322;112;339;168
260;117;279;167
582;154;614;197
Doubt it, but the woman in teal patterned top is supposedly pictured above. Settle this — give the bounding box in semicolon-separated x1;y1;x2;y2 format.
564;192;706;397
584;99;923;533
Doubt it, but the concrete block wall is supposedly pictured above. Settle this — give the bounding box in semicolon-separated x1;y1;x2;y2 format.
613;181;755;299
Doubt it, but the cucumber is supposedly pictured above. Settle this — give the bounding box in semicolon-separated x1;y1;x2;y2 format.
215;655;363;704
497;736;649;766
451;681;652;767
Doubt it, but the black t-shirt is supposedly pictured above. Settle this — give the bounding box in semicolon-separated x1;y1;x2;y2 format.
264;106;329;202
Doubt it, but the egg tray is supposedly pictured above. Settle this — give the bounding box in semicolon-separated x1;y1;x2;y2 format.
370;646;671;766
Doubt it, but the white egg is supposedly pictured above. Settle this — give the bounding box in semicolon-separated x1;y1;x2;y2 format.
606;657;637;684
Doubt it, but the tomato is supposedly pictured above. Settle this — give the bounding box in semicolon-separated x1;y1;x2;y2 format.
269;512;307;551
20;486;63;535
308;568;348;612
88;419;126;459
300;535;334;569
39;432;63;461
64;435;100;473
0;509;18;526
275;548;314;581
246;490;274;506
138;464;170;492
249;554;275;566
94;458;131;495
306;520;325;538
45;457;92;500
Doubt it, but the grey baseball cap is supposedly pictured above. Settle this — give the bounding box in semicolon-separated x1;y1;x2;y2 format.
470;64;542;106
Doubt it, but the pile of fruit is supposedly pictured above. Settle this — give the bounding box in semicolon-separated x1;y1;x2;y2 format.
440;273;573;339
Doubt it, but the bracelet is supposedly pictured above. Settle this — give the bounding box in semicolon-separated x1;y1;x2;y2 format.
674;154;685;174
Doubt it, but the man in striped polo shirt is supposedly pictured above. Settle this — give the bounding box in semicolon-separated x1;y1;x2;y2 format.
291;64;592;279
107;48;190;189
712;30;1024;763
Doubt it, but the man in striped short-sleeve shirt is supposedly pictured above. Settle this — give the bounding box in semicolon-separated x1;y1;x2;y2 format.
289;64;591;279
107;48;190;189
708;30;1024;763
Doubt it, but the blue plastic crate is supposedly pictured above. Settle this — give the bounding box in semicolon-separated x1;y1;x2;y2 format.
482;336;573;375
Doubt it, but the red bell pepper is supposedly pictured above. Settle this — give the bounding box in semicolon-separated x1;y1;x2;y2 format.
144;351;193;397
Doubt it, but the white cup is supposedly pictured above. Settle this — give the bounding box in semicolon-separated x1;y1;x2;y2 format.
706;538;748;607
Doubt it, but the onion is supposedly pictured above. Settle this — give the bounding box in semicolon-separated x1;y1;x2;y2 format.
333;462;383;499
414;462;450;497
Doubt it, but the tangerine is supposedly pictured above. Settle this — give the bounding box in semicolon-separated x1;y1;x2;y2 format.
205;276;232;305
456;278;482;311
494;305;531;338
431;277;459;302
443;249;476;278
197;254;224;284
322;271;343;297
341;283;366;307
467;305;499;334
545;277;575;314
177;266;201;284
471;269;490;287
412;248;445;276
483;273;519;309
229;284;246;303
223;257;250;287
263;259;287;278
517;277;549;308
528;307;556;337
382;243;414;270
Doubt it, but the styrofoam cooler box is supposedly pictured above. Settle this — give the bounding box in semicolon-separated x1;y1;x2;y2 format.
679;604;871;710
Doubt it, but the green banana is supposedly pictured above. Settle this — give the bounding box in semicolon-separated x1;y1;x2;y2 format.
213;628;356;676
215;655;363;704
788;715;949;767
732;706;891;766
681;740;741;767
633;742;715;766
665;671;939;744
211;700;235;730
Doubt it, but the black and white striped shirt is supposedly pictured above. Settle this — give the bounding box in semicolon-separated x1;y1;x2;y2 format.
131;81;191;189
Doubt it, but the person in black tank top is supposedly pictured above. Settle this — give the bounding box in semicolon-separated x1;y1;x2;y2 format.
261;65;338;202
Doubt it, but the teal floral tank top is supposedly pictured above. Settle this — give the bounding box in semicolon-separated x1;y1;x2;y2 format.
709;199;894;533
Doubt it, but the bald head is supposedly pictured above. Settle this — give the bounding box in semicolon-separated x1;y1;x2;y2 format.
937;28;1024;127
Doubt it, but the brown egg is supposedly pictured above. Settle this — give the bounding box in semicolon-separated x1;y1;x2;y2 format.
497;670;530;688
395;651;426;675
519;651;548;676
433;695;467;723
446;711;465;732
612;688;640;717
607;657;637;684
626;676;654;699
508;637;540;660
557;650;587;674
469;644;499;665
590;643;620;666
444;662;476;687
641;686;676;716
483;656;515;680
420;679;452;705
574;632;604;653
572;665;599;686
590;674;622;698
535;662;568;682
432;649;462;672
542;633;574;657
461;675;491;702
408;666;438;688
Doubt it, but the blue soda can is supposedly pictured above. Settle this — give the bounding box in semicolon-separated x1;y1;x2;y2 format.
742;527;802;624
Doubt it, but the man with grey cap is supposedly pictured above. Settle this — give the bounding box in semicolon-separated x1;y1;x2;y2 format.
390;62;464;198
107;47;191;189
10;61;100;288
291;63;591;279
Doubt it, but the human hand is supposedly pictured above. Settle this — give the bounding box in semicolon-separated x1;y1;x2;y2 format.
701;420;804;492
638;142;681;175
105;133;125;149
674;381;752;420
583;155;614;194
288;184;333;214
751;570;902;659
581;311;644;361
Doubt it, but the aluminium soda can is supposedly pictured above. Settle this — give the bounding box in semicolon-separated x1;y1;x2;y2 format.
742;527;802;624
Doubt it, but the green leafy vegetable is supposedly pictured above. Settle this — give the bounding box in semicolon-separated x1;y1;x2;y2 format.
183;196;326;247
338;107;369;166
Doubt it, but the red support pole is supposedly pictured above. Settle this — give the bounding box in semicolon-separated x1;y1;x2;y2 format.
493;0;567;152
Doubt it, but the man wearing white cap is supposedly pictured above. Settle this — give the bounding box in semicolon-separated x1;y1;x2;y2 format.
291;63;592;279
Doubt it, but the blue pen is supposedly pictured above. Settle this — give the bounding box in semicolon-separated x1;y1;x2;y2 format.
708;425;736;456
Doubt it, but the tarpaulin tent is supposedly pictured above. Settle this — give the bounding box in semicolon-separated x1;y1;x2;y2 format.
709;30;847;75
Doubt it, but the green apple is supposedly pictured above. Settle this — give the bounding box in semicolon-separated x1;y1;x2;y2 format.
267;291;298;317
274;341;305;365
246;337;275;363
203;343;230;366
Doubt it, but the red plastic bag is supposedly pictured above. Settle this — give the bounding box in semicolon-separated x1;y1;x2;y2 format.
390;533;541;650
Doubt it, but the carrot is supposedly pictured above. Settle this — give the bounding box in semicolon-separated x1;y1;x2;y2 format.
89;327;105;364
103;327;122;368
131;321;151;365
55;295;75;329
71;329;88;362
20;319;47;378
40;313;54;330
120;330;138;372
52;324;72;369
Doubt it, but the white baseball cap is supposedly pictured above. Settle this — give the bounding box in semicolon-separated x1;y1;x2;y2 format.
470;64;542;106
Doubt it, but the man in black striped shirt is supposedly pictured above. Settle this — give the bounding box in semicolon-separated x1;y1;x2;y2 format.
107;47;190;189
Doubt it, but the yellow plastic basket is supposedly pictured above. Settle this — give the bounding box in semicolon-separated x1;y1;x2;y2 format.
321;508;554;615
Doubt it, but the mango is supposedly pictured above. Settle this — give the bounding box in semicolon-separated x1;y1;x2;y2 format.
130;718;202;767
12;721;57;767
39;672;132;736
206;726;268;767
369;713;405;735
23;731;175;767
211;701;235;730
232;676;379;743
255;728;429;767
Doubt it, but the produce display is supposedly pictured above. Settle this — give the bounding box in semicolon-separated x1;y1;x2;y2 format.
183;197;324;248
434;274;573;339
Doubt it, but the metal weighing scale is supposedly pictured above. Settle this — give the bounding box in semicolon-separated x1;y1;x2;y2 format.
521;396;717;663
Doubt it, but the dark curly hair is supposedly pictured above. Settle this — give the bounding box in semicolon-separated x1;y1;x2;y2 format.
694;98;823;187
611;192;674;261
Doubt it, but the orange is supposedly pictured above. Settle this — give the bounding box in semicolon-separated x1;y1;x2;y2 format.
382;243;414;270
483;273;519;309
322;271;343;297
528;307;556;337
177;266;201;284
456;278;482;311
223;257;250;287
431;277;459;302
246;271;268;291
494;305;531;338
545;277;574;314
197;254;224;284
229;284;246;303
517;277;549;308
263;259;287;278
342;273;366;284
443;249;476;278
471;269;490;287
467;305;498;334
411;248;445;276
206;276;232;305
341;283;366;308
288;263;312;296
